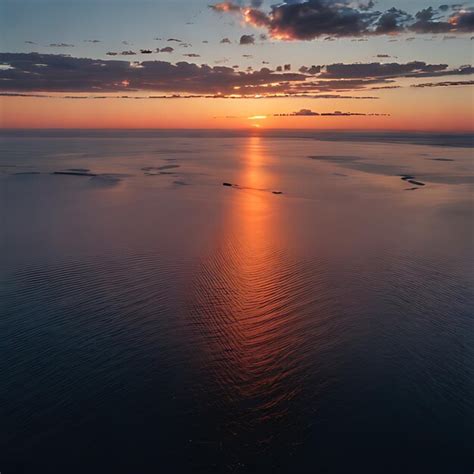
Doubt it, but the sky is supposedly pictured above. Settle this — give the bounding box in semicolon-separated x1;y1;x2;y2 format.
0;0;473;130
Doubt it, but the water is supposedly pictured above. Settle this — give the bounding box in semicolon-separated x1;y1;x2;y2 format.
1;130;473;473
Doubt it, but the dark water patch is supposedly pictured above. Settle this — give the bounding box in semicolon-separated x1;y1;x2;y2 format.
427;158;455;162
53;171;97;177
13;171;41;175
408;179;426;186
310;156;410;177
67;168;90;173
308;155;361;162
90;174;123;185
419;174;474;185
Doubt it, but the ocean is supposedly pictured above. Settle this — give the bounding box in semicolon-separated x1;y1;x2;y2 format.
1;130;473;473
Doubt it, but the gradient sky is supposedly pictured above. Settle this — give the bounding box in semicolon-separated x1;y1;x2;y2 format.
0;0;473;130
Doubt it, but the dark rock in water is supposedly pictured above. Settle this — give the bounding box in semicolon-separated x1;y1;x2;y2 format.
53;171;97;177
400;175;415;181
222;182;233;187
408;180;425;186
272;191;283;195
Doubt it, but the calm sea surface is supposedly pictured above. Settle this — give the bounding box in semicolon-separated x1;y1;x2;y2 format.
1;130;473;473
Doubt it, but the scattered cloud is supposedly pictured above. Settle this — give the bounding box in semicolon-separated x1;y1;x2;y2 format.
49;43;74;47
411;80;474;88
160;47;174;53
240;34;255;45
274;109;389;117
220;37;232;44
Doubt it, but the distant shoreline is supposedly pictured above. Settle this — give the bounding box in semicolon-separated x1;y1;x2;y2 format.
1;129;473;148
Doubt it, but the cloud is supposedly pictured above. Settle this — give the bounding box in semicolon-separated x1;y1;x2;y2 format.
209;2;241;13
209;1;474;40
183;53;201;58
274;109;389;117
319;61;452;79
0;53;471;98
0;92;379;100
0;52;306;95
411;80;474;88
140;49;153;54
160;47;174;53
84;39;101;43
49;43;74;47
220;37;232;43
240;34;255;45
167;38;182;42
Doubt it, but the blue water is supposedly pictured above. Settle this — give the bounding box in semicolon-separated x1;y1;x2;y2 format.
1;131;473;473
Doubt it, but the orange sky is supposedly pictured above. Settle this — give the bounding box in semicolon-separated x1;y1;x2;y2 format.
2;83;473;131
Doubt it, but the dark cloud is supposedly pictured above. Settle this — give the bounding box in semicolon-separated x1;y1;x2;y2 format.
140;49;153;54
183;53;201;58
25;41;37;45
451;9;474;32
290;109;319;116
275;109;389;117
374;8;411;34
167;38;183;42
120;50;137;56
209;1;474;40
160;47;174;53
84;39;101;43
240;34;255;45
220;37;232;43
0;52;306;95
320;61;450;79
1;53;471;98
299;65;321;74
411;80;474;88
0;92;379;100
408;7;449;33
